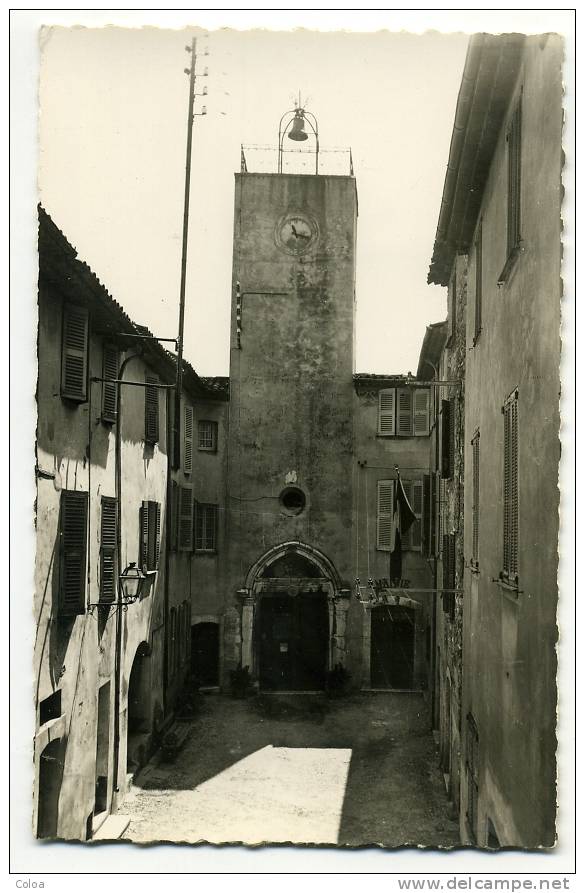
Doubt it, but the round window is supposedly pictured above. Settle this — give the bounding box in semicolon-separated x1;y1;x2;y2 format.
279;486;306;516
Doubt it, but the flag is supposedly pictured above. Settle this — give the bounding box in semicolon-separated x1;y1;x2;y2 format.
389;474;418;582
389;474;418;552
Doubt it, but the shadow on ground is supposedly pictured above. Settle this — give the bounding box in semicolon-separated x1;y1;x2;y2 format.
121;691;459;848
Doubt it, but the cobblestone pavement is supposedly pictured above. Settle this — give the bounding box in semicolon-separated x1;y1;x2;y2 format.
119;691;460;848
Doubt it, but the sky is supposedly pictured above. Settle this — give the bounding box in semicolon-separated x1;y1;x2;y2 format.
39;25;469;376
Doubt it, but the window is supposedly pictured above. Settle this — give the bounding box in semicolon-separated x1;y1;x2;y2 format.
499;98;522;283
195;503;218;552
178;486;194;552
61;304;88;402
465;714;479;843
441;399;455;479
139;500;160;572
198;420;218;452
442;533;456;619
183;405;194;472
376;479;423;552
59;490;88;615
377;387;430;437
101;345;119;423
502;389;519;586
100;497;117;603
471;431;480;568
144;376;159;444
474;222;483;341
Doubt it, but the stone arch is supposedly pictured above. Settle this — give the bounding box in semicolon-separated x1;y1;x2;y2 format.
244;540;342;591
126;641;152;773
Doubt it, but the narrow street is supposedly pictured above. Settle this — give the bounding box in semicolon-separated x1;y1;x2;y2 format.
119;692;459;848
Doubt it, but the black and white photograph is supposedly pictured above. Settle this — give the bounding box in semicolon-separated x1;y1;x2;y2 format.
10;7;575;878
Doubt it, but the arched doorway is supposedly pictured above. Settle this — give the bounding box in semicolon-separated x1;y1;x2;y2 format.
127;642;151;773
246;543;341;692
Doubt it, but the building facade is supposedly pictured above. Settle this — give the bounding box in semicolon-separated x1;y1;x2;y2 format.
34;209;225;839
428;33;562;847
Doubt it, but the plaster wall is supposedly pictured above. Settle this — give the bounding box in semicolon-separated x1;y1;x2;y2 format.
461;35;562;847
34;288;167;838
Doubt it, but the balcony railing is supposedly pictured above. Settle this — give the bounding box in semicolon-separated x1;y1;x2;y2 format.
240;144;354;176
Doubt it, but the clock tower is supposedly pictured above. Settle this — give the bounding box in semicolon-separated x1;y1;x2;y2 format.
223;127;358;691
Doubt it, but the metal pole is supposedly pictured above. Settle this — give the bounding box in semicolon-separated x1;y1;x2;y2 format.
176;36;197;406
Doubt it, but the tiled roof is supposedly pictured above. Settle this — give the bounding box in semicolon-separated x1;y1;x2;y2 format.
38;205;227;402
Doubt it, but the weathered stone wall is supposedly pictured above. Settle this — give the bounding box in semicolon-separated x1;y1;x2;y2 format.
224;173;358;685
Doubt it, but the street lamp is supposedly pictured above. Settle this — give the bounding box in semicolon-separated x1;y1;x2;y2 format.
119;562;147;606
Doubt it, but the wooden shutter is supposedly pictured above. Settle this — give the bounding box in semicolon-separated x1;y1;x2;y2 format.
430;472;439;558
144;376;159;444
442;534;456;618
139;501;150;572
471;432;480;565
59;491;88;615
376;480;395;551
378;389;396;436
503;394;519;580
410;480;423;549
101;346;119;422
100;497;117;603
178;486;194;551
474;222;483;340
154;501;161;569
396;388;412;436
170;481;179;551
507;100;522;256
422;474;431;557
61;305;88;401
413;388;430;436
183;405;194;473
442;400;455;478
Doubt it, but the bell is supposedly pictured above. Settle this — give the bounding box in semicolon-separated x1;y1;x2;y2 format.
288;113;308;141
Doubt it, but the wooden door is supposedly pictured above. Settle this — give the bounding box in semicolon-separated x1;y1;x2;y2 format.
370;605;415;689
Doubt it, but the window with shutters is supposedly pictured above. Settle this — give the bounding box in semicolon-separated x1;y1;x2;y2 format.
465;713;480;843
502;389;519;587
178;486;194;551
144;376;159;444
442;533;456;620
100;497;117;603
198;420;217;452
377;387;429;437
423;471;440;559
499;98;522;283
195;503;218;552
474;222;483;342
183;405;194;472
471;431;480;568
59;490;88;615
101;345;119;423
61;304;89;402
441;399;455;479
139;500;161;573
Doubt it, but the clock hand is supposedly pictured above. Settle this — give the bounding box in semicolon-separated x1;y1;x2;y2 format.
291;223;299;238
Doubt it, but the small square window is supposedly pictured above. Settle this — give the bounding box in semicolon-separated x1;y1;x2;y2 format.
198;420;218;452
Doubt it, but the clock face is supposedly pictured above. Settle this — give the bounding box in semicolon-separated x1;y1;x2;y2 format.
275;212;319;255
